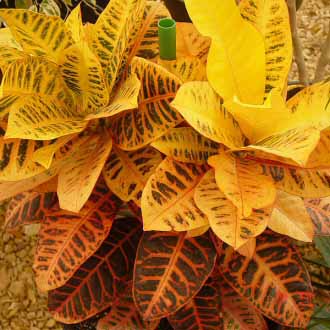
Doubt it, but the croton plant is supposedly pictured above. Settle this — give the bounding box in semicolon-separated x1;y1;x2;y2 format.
0;0;330;329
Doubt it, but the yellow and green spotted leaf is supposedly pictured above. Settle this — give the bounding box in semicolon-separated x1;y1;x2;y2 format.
151;127;219;164
109;57;182;150
141;157;209;231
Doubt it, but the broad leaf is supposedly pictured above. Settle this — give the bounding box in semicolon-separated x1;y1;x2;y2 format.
110;57;182;150
48;217;142;323
65;4;84;43
168;277;223;330
0;46;25;72
89;0;145;92
236;238;256;259
171;81;245;149
314;236;330;268
0;95;19;120
307;129;330;167
5;191;57;231
133;231;216;320
269;191;314;241
239;0;292;95
34;179;122;291
0;9;73;61
58;131;113;212
151;127;219;164
141;158;208;231
186;224;210;238
103;145;162;205
221;282;267;330
208;153;276;217
219;230;314;328
194;170;271;248
305;198;330;235
184;0;265;104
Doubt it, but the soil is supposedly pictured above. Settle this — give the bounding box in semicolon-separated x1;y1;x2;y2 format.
0;1;329;329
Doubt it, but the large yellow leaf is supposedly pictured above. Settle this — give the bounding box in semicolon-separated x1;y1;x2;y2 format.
269;191;314;242
57;132;113;212
102;145;162;205
0;95;19;120
59;42;109;115
65;4;84;43
89;0;146;92
307;129;330;167
141;158;208;231
0;9;73;61
239;0;292;95
151;127;219;164
6;95;86;140
0;27;21;48
236;238;256;258
0;47;25;72
208;152;276;217
194;170;271;248
109;57;182;150
184;0;265;104
171;81;245;149
86;74;141;119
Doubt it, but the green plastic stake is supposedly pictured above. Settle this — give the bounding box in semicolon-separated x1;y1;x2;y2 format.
158;18;176;60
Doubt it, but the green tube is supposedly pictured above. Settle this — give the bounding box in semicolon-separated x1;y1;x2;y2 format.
158;18;176;60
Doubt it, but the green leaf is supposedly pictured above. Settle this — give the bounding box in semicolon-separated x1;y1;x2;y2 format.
314;236;330;267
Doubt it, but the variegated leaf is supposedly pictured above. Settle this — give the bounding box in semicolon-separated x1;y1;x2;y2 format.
103;145;162;205
194;170;271;249
0;95;20;120
141;158;208;231
0;9;73;61
236;238;256;259
34;179;122;291
208;153;276;217
5;191;57;231
151;127;219;164
307;129;330;167
304;198;330;236
186;224;210;238
133;231;216;320
48;217;142;323
219;230;314;328
171;81;245;149
58;132;113;212
65;4;84;43
0;46;25;72
109;57;182;150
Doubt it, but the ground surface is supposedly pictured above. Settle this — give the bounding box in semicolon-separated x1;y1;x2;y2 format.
0;1;329;329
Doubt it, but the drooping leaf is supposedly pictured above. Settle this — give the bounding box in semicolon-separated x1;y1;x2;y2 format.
219;230;314;328
0;9;73;61
110;57;182;150
269;191;314;242
186;224;210;238
151;127;219;164
59;42;109;115
5;191;57;231
184;0;265;104
236;238;256;259
89;0;145;92
171;81;245;149
168;277;223;330
141;158;208;231
221;282;267;330
34;179;122;291
48;217;142;323
57;131;113;212
102;145;162;205
208;153;276;217
304;198;330;236
239;0;292;95
194;170;271;248
133;231;216;320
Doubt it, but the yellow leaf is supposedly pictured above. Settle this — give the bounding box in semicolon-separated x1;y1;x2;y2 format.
208;152;276;217
141;158;208;231
32;135;76;169
65;4;84;43
239;0;292;95
307;129;330;167
239;126;320;166
236;238;256;259
57;132;113;212
0;9;73;61
194;170;271;248
86;74;140;119
89;0;146;92
59;42;109;114
151;127;219;164
6;95;86;140
0;47;25;72
0;27;21;48
269;191;314;242
0;95;20;120
102;145;162;205
184;0;265;104
171;81;245;148
186;224;210;238
110;57;182;150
